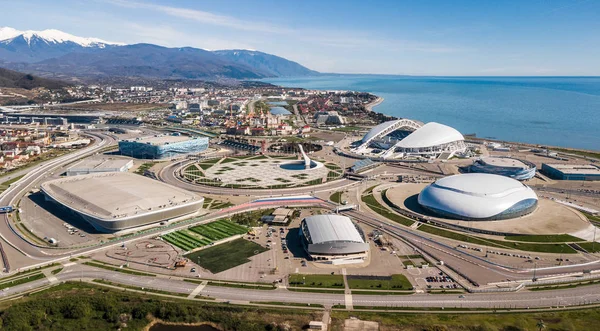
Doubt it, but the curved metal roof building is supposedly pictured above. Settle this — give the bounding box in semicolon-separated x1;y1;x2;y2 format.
355;120;465;159
394;122;464;149
418;173;538;221
355;119;423;151
464;157;536;181
300;214;369;262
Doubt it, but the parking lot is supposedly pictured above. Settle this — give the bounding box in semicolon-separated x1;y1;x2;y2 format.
18;192;106;247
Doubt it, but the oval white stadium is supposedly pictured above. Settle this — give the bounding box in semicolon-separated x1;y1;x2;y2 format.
417;173;538;221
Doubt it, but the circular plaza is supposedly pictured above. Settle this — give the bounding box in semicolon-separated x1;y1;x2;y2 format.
180;154;344;189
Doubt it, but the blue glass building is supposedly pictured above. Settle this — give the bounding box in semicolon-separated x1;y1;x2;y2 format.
119;135;209;159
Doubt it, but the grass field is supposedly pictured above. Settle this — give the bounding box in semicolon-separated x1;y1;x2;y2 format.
418;224;577;254
185;238;268;273
582;211;600;224
288;274;344;288
332;308;600;331
134;162;158;175
552;147;600;160
361;193;414;227
0;174;24;194
202;197;234;210
504;234;585;243
0;272;45;290
576;242;600;253
162;220;248;251
189;219;248;241
347;274;413;290
82;262;156;277
330;191;343;204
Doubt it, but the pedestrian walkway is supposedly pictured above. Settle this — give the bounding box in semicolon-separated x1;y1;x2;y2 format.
42;269;59;285
341;268;353;310
188;280;208;298
321;309;331;330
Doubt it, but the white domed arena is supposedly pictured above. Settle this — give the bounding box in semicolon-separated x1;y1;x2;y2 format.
418;173;538;221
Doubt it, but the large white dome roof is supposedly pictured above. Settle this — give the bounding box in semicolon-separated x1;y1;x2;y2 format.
418;173;538;221
395;122;464;149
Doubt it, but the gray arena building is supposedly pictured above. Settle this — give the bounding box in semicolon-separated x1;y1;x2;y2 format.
541;163;600;181
41;172;204;232
66;156;133;176
300;214;368;263
118;134;209;159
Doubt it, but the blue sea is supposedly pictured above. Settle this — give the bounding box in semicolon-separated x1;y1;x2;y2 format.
264;76;600;151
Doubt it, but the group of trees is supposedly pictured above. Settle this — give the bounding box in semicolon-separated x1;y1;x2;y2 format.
0;285;311;330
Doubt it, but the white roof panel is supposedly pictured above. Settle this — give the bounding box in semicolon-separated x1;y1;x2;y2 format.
303;214;364;244
396;122;464;148
362;120;402;143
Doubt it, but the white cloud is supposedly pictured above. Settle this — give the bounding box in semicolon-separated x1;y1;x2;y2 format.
105;0;291;34
122;22;256;50
104;0;467;54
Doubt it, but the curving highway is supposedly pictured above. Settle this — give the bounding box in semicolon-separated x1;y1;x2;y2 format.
0;133;600;311
2;263;600;309
0;131;118;268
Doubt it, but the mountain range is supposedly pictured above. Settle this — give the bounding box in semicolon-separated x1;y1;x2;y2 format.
0;27;318;81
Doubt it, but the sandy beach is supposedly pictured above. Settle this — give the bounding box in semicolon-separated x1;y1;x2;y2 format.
365;96;384;112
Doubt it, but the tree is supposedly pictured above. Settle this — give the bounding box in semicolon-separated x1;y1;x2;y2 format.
536;319;546;331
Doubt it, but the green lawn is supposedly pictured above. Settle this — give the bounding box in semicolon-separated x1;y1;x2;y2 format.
82;262;156;277
185;238;268;274
220;157;239;164
188;219;249;241
332;307;600;331
504;234;585;243
347;274;412;290
576;242;600;253
582;211;600;224
418;224;577;254
134;162;157;175
0;272;45;290
361;193;414;227
330;191;343;204
551;147;600;160
0;174;25;194
288;274;344;288
196;163;215;170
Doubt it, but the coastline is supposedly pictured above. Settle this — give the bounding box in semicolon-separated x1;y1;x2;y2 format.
365;96;384;112
362;93;600;156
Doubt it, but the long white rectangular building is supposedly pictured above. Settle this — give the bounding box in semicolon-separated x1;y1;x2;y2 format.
66;157;133;176
41;172;204;232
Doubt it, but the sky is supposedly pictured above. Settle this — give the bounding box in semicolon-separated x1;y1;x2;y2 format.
1;0;599;76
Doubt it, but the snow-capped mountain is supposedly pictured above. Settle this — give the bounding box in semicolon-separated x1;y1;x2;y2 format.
0;27;123;47
0;27;318;80
0;27;124;63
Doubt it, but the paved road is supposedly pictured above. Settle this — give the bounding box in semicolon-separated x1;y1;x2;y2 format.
3;263;600;309
0;131;116;269
345;209;600;284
